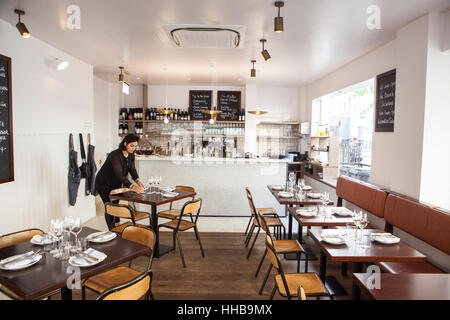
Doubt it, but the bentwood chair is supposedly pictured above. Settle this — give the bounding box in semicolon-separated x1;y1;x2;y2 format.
82;226;155;300
109;188;151;225
245;188;286;259
158;186;196;220
256;214;308;295
158;198;204;268
104;202;149;234
265;237;330;300
0;229;60;300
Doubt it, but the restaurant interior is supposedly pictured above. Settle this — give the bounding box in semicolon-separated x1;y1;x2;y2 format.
0;0;449;303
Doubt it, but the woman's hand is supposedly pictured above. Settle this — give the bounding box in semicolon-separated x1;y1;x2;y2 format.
131;185;144;193
136;179;145;189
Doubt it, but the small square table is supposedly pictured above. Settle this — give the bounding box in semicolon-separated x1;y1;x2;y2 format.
110;189;196;257
0;227;150;300
352;273;450;300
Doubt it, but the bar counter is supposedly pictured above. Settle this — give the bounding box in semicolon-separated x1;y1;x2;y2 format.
135;156;289;217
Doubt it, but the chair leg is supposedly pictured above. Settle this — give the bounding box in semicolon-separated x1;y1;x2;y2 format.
245;224;255;247
246;228;260;259
297;253;300;273
304;253;309;273
148;289;155;300
259;264;272;295
269;284;277;300
255;249;267;277
81;285;86;300
175;232;186;268
244;216;253;235
172;230;176;250
194;226;205;258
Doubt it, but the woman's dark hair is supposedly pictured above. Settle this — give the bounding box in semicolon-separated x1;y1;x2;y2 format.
119;134;139;150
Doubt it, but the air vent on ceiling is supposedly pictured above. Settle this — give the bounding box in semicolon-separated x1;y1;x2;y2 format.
162;25;246;49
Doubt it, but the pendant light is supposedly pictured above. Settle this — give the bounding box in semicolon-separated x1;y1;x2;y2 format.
260;39;271;61
250;60;256;78
274;1;285;33
15;9;30;39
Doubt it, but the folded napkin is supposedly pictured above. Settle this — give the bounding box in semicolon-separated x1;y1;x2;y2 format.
87;232;116;242
0;251;40;269
31;234;53;245
71;248;106;266
161;186;176;192
320;230;346;239
162;191;178;198
296;207;317;216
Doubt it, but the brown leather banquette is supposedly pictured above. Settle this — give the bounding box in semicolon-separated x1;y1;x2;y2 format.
376;194;449;274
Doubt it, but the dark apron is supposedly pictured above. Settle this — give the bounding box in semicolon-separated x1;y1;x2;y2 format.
68;134;81;206
85;134;97;195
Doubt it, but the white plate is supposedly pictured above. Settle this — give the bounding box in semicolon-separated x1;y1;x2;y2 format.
86;231;117;243
278;192;293;198
161;187;176;192
321;237;346;245
30;235;54;246
302;186;312;191
0;254;42;271
307;193;321;199
68;249;107;268
271;186;284;191
373;236;400;244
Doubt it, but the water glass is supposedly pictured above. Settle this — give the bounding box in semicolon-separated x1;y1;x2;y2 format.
346;223;356;241
360;233;371;249
77;237;89;252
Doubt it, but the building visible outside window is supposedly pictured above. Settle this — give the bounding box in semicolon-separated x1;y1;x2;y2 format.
311;79;374;182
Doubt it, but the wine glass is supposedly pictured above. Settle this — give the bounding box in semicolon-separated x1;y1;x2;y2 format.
49;219;63;258
288;172;296;192
63;215;74;248
352;211;362;243
71;217;83;255
147;176;155;193
358;213;369;247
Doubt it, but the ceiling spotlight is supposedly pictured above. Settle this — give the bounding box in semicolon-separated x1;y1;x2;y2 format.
15;9;30;39
119;66;125;82
260;39;271;61
209;118;215;124
250;60;256;78
56;58;69;70
274;1;285;33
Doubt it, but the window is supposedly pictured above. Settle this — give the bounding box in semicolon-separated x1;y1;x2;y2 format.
312;79;374;182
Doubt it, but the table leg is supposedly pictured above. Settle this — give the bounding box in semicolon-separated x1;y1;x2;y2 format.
151;205;159;257
319;251;327;282
352;262;363;300
61;286;72;300
288;205;293;239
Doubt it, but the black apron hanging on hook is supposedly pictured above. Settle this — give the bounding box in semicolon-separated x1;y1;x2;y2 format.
85;133;97;196
68;134;81;206
79;133;90;179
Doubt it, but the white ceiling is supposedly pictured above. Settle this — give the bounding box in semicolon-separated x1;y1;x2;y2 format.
1;0;449;86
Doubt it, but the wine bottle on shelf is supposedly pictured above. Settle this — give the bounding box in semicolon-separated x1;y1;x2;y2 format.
187;110;191;121
124;124;129;134
119;124;123;135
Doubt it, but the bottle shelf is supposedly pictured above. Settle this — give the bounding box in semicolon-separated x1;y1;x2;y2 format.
120;119;244;124
257;136;300;139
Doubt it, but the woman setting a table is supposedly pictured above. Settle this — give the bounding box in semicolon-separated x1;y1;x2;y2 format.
94;134;145;229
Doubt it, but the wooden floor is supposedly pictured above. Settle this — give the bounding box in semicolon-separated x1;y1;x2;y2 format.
73;230;355;300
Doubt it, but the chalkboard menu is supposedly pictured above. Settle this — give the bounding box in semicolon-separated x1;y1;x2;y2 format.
189;90;212;120
0;55;14;184
375;69;396;132
217;91;241;121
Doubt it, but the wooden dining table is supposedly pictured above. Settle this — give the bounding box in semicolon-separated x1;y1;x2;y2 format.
308;228;427;298
0;227;150;300
110;189;196;257
352;273;450;300
267;185;334;240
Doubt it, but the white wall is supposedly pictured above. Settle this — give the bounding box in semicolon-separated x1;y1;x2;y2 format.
0;19;95;234
420;13;450;209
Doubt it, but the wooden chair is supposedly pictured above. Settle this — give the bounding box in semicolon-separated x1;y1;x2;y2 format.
256;214;308;295
266;236;330;300
244;188;286;259
82;226;155;300
104;202;149;234
0;229;59;300
158;186;196;220
158;198;204;268
109;188;151;225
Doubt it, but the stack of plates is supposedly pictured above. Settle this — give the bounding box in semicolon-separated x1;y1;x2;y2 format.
296;208;318;217
161;186;176;193
307;193;321;199
86;231;117;243
371;233;401;244
30;234;54;245
301;185;312;191
271;186;284;191
331;207;353;216
162;191;179;198
68;248;107;267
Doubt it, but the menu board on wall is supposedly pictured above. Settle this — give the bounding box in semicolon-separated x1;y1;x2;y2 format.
375;69;396;132
217;91;241;121
189;90;212;120
0;54;14;184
